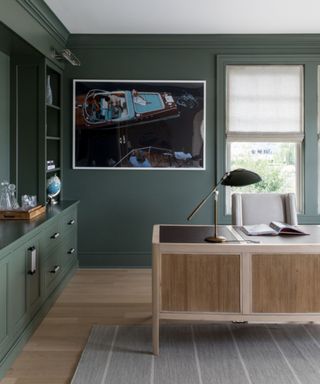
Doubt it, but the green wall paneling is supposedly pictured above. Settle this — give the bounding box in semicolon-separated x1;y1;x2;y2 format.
64;35;320;267
0;51;10;182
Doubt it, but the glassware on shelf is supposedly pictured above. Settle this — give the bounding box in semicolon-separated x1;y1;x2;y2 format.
0;181;12;210
21;195;38;210
8;184;20;209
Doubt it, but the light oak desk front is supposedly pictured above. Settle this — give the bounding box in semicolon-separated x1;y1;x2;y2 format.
152;224;320;355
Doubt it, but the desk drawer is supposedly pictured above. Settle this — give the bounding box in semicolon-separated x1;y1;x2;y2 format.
161;253;241;313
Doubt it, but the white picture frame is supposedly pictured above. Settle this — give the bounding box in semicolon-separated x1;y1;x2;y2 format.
73;80;206;170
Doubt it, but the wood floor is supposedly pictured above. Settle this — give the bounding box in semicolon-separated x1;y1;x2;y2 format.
0;269;152;384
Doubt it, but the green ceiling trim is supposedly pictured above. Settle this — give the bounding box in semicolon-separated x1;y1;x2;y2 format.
67;34;320;51
16;0;69;46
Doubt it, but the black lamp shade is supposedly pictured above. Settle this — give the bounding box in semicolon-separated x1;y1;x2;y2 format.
221;168;261;187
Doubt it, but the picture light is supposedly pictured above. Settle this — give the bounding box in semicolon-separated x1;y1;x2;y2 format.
52;48;81;66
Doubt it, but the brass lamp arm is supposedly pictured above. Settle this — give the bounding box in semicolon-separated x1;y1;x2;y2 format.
187;173;229;221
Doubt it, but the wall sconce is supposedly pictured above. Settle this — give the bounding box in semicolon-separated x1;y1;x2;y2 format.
52;48;81;66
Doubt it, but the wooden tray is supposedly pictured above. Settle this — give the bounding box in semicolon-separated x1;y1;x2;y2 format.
0;205;46;220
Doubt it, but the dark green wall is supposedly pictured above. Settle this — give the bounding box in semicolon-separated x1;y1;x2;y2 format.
0;51;10;182
63;50;213;267
64;35;320;267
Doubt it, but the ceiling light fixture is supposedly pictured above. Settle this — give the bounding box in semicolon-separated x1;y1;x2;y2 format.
52;48;81;66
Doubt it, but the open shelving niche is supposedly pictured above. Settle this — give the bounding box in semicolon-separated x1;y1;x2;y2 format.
41;61;63;204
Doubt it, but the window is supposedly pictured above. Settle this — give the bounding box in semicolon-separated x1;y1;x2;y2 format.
225;65;304;213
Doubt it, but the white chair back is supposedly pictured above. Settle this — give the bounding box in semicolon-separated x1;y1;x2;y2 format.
232;193;298;226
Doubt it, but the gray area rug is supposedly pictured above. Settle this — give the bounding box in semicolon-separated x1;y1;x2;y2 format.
71;324;320;384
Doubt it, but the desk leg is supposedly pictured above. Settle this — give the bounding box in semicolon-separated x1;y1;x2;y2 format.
152;244;160;355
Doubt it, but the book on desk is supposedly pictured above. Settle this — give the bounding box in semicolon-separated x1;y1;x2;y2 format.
241;221;309;236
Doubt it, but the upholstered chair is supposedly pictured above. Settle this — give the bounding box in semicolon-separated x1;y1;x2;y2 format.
232;192;298;226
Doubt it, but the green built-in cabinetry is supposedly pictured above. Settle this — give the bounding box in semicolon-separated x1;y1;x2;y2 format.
11;56;63;204
0;201;78;379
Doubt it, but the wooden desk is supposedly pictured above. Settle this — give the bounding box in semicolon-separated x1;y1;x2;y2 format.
152;224;320;355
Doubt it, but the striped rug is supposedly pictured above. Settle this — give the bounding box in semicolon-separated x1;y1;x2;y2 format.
71;323;320;384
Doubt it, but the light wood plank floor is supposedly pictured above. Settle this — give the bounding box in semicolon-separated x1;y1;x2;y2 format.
1;269;152;384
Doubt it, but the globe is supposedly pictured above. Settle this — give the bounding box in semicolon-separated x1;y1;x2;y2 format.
47;174;61;204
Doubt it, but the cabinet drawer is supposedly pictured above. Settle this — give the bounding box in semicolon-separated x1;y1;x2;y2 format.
61;208;77;234
61;232;77;270
61;232;77;268
44;245;63;295
40;219;62;253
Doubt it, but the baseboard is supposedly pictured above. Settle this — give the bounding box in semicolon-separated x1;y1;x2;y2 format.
0;262;78;380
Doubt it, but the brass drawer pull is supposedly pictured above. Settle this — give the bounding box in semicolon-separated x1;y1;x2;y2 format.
51;232;60;239
68;248;75;254
50;265;60;274
68;219;75;225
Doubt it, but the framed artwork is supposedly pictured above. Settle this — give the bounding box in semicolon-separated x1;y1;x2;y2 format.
73;80;206;170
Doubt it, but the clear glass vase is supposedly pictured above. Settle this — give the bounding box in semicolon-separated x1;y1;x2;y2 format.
46;75;53;105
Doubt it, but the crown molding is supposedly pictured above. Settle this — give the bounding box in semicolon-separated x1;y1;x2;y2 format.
67;34;320;52
16;0;69;46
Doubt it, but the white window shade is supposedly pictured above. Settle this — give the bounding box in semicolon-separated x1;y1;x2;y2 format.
226;65;304;134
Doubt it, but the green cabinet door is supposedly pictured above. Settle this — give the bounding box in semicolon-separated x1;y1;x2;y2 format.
8;236;41;338
8;246;28;337
0;258;9;361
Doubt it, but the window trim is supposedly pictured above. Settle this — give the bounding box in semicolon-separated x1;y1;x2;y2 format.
216;55;320;224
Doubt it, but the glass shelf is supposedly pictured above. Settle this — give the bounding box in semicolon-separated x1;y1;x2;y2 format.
46;167;61;174
46;103;60;110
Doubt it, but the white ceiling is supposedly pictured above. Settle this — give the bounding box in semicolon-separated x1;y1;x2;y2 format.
44;0;320;34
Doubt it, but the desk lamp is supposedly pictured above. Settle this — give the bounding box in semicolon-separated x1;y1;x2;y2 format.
187;168;261;243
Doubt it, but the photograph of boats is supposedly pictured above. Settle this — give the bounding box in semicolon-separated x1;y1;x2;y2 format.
73;80;205;169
